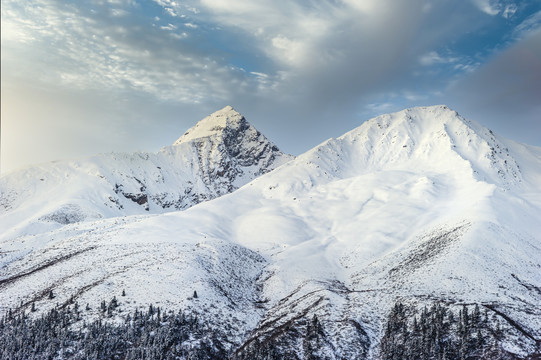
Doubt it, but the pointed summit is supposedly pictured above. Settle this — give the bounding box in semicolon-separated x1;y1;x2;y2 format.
171;105;292;174
173;106;247;145
167;105;292;191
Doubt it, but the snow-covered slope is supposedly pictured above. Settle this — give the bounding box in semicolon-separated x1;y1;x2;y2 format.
1;106;540;358
0;106;292;240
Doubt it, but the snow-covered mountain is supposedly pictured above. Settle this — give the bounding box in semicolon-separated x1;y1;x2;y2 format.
0;105;292;239
1;105;540;359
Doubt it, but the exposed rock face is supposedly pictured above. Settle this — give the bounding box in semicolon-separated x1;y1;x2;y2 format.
170;105;290;202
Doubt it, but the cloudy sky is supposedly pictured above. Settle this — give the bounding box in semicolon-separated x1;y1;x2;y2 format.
1;0;540;173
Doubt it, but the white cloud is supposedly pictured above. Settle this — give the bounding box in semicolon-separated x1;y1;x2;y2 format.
170;32;188;40
453;62;480;74
471;0;520;18
146;0;529;117
419;51;459;66
271;35;306;66
502;4;517;18
164;7;178;17
472;0;501;16
1;0;258;104
420;52;442;65
250;72;268;78
106;0;136;5
110;8;128;17
5;0;533;111
512;10;541;40
160;23;177;31
159;0;339;68
340;0;381;15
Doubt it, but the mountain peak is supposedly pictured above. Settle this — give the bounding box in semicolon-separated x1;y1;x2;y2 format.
169;105;292;190
312;104;522;188
173;106;247;145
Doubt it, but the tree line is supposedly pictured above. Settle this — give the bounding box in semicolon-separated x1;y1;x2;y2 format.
0;298;226;360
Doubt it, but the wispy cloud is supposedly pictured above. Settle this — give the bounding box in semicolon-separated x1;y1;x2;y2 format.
4;0;534;108
472;0;502;16
502;4;518;18
419;51;459;66
512;10;541;39
160;23;177;31
1;0;263;103
471;0;522;19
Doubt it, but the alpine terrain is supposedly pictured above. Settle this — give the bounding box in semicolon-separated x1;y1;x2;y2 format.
0;105;540;359
0;106;292;239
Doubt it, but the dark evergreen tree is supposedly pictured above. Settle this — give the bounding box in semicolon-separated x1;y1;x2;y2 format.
0;300;227;359
379;301;519;360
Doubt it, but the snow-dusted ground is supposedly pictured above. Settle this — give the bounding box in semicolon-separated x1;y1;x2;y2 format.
1;105;540;357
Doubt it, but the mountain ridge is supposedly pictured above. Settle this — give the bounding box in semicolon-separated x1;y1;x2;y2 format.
300;105;525;188
0;105;540;359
